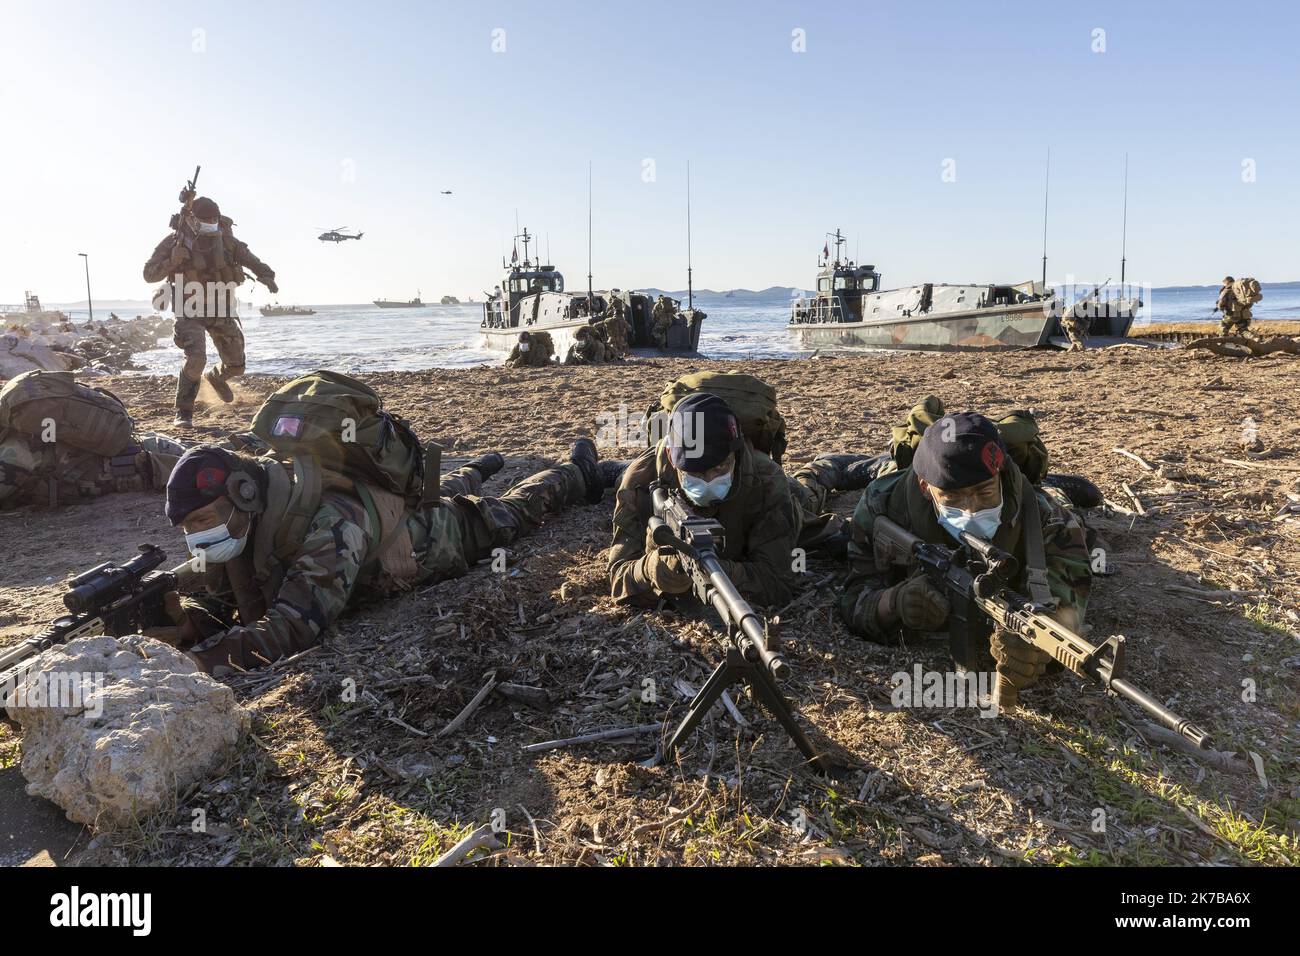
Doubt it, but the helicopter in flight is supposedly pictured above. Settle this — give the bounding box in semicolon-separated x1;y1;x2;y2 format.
317;226;364;243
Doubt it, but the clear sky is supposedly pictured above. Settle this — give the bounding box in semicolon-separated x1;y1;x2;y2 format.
2;0;1296;305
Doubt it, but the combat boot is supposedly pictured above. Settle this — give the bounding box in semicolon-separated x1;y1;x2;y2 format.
173;410;193;428
569;438;604;504
599;459;629;489
204;368;234;403
1041;473;1103;509
466;452;505;481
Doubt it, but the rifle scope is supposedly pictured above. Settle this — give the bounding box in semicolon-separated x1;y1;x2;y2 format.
63;545;167;616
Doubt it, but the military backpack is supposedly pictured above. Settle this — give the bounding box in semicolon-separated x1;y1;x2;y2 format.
889;394;1050;484
250;370;427;508
0;370;134;458
245;370;439;588
1231;277;1263;306
649;372;787;463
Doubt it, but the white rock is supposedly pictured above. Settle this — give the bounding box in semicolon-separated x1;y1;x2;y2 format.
5;635;249;827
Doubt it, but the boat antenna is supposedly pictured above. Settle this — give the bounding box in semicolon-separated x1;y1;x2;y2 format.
1120;153;1129;288
1040;147;1050;293
686;160;694;310
587;161;593;310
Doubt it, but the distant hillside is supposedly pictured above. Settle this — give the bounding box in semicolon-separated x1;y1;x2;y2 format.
640;286;800;304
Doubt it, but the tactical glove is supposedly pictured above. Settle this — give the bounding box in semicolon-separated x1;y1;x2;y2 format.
168;242;190;267
263;277;279;294
881;572;950;631
990;628;1050;708
642;527;691;595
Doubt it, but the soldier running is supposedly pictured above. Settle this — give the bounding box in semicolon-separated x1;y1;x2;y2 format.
143;195;277;427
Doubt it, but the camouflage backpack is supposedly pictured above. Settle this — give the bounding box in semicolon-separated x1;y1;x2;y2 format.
889;394;1050;484
249;369;428;509
0;370;134;458
1231;277;1263;306
649;372;787;463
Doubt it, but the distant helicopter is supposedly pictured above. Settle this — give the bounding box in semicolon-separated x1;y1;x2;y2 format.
440;190;452;195
317;226;364;243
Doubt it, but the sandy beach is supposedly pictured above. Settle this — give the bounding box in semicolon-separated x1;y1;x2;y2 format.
2;345;1297;866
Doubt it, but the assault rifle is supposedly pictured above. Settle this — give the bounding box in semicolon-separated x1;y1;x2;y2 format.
873;516;1213;749
647;484;824;768
169;165;202;250
0;546;190;706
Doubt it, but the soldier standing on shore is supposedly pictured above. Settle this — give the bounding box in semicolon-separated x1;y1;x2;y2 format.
143;194;277;427
651;295;674;350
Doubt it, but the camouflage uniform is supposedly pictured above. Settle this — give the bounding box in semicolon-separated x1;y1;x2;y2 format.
786;453;884;546
183;460;591;672
601;314;631;358
1217;284;1250;335
650;298;674;349
142;219;276;413
565;332;606;365
838;459;1092;644
1060;307;1088;352
504;334;554;368
609;440;801;606
0;432;186;508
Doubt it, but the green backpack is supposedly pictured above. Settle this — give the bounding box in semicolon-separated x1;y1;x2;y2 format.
0;370;134;458
890;394;1049;484
250;370;426;508
649;372;787;463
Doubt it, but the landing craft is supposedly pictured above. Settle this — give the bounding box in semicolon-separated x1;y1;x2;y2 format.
317;226;364;243
479;226;703;356
788;229;1140;351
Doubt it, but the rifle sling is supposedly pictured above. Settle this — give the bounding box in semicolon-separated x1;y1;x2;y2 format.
1018;473;1055;608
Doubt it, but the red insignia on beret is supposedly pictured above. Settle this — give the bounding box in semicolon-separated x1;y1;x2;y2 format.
195;466;227;490
980;441;1005;476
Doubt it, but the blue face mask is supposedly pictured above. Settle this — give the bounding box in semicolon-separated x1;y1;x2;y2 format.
935;501;1003;543
680;469;733;506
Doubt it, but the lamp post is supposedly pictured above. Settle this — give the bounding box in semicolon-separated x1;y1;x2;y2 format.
78;252;93;323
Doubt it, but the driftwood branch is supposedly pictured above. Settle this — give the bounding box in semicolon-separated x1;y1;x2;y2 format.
1111;447;1155;471
1136;722;1254;775
495;683;553;709
437;671;498;738
631;791;709;838
1187;334;1300;358
522;722;664;754
429;823;503;867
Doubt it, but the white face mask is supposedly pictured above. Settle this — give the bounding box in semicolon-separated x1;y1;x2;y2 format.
198;220;220;234
519;342;531;353
935;500;1003;543
185;520;248;564
680;468;733;506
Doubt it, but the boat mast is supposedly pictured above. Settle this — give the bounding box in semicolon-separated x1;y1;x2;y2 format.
1040;147;1050;293
587;162;594;311
686;160;694;310
1120;153;1129;287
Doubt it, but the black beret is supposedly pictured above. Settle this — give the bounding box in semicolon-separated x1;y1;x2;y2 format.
911;412;1007;491
667;393;744;473
166;445;242;524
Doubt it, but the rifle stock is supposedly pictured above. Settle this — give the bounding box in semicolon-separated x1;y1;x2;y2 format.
873;516;1213;749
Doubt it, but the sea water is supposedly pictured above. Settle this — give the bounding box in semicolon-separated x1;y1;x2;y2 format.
60;282;1300;375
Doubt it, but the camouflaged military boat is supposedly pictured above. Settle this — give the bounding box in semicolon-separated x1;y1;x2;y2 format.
789;232;1139;351
479;228;704;355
